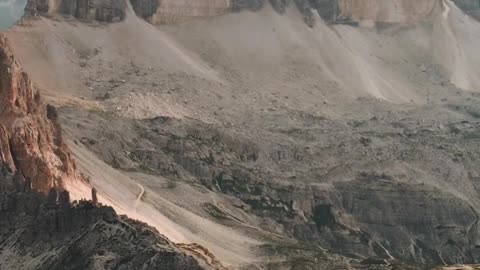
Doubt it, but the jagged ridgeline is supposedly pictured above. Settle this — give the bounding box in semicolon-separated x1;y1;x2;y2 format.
22;0;480;25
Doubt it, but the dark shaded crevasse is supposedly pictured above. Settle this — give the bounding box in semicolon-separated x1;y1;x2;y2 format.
307;0;338;22
26;0;126;22
232;0;266;11
130;0;159;20
93;0;126;22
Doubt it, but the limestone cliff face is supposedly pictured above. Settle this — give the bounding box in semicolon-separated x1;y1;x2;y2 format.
61;0;126;22
334;0;443;23
130;0;277;25
0;34;77;194
23;0;480;25
25;0;126;22
132;0;232;25
128;0;445;26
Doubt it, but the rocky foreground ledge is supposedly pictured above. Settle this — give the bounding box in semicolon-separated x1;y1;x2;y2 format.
0;168;209;270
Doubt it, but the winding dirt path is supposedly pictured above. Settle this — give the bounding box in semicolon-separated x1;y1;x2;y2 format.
134;182;145;209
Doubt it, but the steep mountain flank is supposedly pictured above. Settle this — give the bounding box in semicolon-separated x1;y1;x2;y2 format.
0;34;76;194
58;103;480;267
332;0;443;24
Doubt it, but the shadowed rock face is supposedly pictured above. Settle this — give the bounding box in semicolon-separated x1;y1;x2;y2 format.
129;0;306;25
0;34;77;194
21;0;480;25
129;0;158;21
0;168;208;270
63;0;126;22
25;0;126;22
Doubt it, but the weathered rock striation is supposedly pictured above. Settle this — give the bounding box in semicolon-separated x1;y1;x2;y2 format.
0;34;77;194
25;0;126;22
21;0;480;25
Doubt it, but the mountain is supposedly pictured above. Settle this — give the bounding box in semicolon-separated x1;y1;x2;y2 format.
0;32;223;270
2;0;480;269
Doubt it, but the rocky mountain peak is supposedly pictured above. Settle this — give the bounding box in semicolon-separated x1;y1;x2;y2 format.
0;34;77;194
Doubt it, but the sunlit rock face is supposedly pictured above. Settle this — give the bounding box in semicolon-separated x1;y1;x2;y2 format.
334;0;443;23
24;0;126;22
0;34;78;194
59;0;126;22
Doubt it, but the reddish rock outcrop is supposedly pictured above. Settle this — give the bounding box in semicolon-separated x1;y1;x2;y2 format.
0;34;77;194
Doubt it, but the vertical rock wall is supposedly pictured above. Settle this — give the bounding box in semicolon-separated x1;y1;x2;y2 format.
25;0;126;22
0;34;77;194
22;0;480;25
133;0;233;25
334;0;442;23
